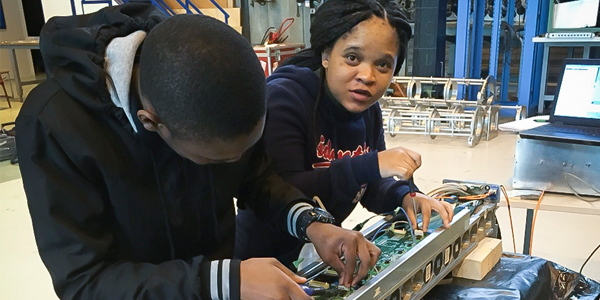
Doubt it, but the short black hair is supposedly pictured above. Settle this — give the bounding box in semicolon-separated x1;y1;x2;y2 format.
139;14;266;141
283;0;412;75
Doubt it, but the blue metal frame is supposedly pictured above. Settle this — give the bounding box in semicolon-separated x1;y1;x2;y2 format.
499;0;516;104
453;0;471;99
488;0;502;79
72;0;228;24
175;0;202;14
177;0;230;24
71;0;77;15
517;0;550;116
208;0;229;24
454;0;486;100
152;0;176;16
468;0;485;100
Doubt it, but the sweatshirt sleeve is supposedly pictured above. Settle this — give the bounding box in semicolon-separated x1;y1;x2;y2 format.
235;140;315;239
359;111;418;214
16;89;239;299
263;81;382;222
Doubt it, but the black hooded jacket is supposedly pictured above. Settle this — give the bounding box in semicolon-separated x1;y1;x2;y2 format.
16;3;309;299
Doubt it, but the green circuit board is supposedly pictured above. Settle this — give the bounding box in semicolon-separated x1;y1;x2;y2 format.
309;202;480;299
312;228;426;300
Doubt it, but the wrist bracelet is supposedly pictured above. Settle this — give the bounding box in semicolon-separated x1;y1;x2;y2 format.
296;207;335;242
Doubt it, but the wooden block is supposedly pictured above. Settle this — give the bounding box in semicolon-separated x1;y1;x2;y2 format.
452;237;502;280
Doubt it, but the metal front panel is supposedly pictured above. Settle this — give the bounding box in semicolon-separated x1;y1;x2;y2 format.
348;203;498;300
513;137;600;195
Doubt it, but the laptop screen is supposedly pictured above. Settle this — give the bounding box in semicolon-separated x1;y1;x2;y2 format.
552;62;600;121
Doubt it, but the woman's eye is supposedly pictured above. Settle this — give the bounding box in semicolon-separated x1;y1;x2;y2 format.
378;62;391;68
347;55;357;61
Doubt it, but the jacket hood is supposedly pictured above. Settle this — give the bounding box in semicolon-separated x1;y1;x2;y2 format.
40;2;165;124
268;64;363;121
267;65;321;100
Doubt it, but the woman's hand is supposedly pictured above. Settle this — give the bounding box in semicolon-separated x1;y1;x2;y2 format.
377;147;422;179
402;193;454;232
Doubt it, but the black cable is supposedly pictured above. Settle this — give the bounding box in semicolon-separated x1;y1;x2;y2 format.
579;242;600;275
352;211;395;231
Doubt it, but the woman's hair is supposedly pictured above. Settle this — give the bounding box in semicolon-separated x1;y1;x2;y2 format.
282;0;412;74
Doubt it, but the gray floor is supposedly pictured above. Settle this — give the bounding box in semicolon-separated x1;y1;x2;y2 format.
1;88;598;299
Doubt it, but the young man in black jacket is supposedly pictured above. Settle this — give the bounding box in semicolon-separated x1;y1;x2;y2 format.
16;3;379;299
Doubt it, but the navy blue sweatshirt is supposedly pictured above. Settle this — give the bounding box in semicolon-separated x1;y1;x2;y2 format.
235;65;412;265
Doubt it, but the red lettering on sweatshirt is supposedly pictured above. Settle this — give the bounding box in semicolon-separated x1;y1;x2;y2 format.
313;135;370;169
316;135;335;161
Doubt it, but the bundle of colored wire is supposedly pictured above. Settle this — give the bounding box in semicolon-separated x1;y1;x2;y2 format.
398;207;417;246
500;185;517;253
529;190;545;255
427;183;470;198
434;190;493;201
370;223;392;242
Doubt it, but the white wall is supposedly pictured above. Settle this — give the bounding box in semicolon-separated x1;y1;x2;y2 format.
0;0;113;93
41;0;112;21
0;0;35;82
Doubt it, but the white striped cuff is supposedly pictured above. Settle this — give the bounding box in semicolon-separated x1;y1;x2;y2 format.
210;259;233;300
287;202;313;238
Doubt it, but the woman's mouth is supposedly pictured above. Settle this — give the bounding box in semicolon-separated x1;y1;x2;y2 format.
350;89;372;102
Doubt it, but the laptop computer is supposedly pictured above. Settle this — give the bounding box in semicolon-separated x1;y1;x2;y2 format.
520;58;600;145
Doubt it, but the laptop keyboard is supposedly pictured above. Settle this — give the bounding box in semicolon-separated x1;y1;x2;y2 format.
535;124;600;136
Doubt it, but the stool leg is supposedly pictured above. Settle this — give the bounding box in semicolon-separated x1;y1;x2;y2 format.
0;81;11;108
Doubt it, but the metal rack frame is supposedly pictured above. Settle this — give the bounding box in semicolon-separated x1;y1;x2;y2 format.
381;75;524;147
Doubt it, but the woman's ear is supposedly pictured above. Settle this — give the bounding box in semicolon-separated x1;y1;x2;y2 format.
321;49;331;69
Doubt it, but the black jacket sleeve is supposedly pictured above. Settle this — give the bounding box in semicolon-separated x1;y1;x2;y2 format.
16;86;238;299
236;140;314;238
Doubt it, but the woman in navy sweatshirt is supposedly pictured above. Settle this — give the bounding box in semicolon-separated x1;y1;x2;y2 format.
236;0;454;268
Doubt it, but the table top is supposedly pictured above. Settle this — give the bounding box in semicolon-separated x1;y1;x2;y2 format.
501;192;600;216
0;39;40;49
532;36;600;44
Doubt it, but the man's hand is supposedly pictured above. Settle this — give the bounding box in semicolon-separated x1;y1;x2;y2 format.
240;258;311;300
402;193;454;232
377;147;422;179
306;222;381;287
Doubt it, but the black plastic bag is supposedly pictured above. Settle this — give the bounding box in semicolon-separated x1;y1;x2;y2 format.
425;253;600;300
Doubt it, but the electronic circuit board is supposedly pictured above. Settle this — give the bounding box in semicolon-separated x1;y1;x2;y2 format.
306;232;426;300
298;181;500;300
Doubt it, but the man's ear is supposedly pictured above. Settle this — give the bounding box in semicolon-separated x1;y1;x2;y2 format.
137;109;161;133
321;49;331;69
